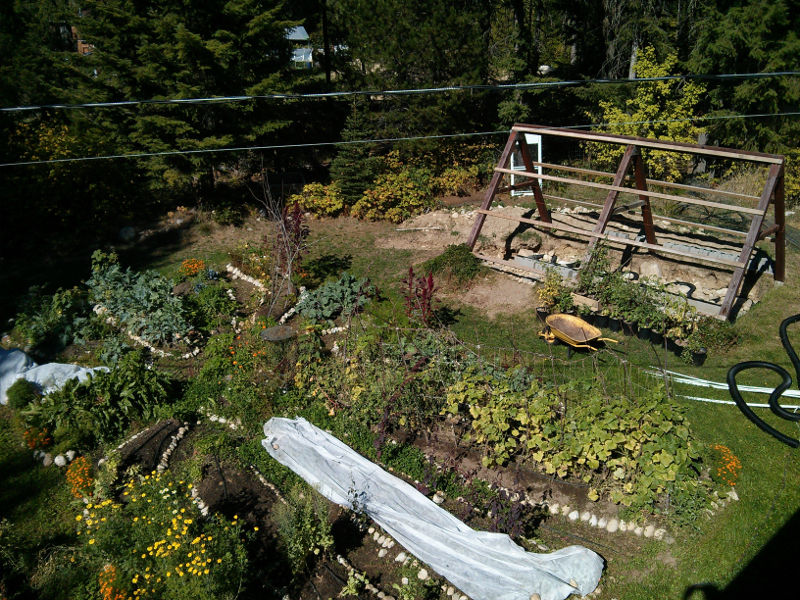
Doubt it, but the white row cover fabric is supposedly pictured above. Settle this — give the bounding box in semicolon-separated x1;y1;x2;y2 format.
262;417;603;600
0;349;109;405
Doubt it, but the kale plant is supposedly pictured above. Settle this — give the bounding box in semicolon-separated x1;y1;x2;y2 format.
86;250;190;346
296;272;375;323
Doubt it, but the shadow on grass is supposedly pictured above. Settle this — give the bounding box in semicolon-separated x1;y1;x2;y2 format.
684;506;800;600
303;254;353;287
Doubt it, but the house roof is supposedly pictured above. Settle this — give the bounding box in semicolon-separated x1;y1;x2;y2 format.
286;26;309;41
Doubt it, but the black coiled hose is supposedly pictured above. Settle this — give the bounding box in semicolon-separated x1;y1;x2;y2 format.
727;314;800;448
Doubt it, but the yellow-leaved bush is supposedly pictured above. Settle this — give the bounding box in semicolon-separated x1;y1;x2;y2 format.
290;182;345;217
586;46;706;182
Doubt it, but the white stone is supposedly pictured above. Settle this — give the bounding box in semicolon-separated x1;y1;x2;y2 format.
548;503;560;515
598;517;608;529
379;549;387;558
377;535;386;545
54;455;67;467
401;578;409;585
368;527;375;534
561;505;571;516
618;520;627;532
728;488;739;501
580;511;591;522
459;596;468;600
395;552;407;563
634;526;643;536
653;528;666;541
530;595;541;600
606;519;619;533
433;492;445;505
447;587;455;596
589;515;598;527
644;525;655;538
568;510;580;521
66;450;76;461
418;569;428;581
387;541;395;548
373;532;380;541
43;453;53;467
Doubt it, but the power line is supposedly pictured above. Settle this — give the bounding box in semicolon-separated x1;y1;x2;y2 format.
2;71;799;113
2;111;799;168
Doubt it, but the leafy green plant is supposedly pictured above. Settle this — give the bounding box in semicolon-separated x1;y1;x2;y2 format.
25;350;170;450
290;182;346;217
87;250;191;346
273;483;333;574
13;285;99;353
184;283;238;333
296;272;376;323
536;268;570;311
5;378;39;410
443;368;705;515
421;244;483;284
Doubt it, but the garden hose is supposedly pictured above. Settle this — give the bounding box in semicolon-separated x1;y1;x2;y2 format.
727;314;800;448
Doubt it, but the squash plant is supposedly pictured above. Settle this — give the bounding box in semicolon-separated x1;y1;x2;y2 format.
443;367;706;514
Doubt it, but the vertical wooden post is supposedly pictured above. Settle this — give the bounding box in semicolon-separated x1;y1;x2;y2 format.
719;163;783;318
632;151;657;245
583;144;637;262
517;134;551;224
467;132;519;250
774;165;786;282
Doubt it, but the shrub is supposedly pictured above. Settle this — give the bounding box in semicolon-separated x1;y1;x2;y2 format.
184;284;238;333
87;250;191;346
5;379;39;410
290;182;345;217
273;483;333;574
352;152;436;223
421;244;483;284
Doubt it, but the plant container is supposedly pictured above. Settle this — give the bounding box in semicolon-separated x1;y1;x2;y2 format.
649;329;665;346
609;317;621;333
691;347;708;367
622;319;637;337
595;313;610;329
637;326;652;341
536;307;550;324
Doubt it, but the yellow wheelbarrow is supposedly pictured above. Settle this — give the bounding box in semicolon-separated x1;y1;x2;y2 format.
538;313;618;355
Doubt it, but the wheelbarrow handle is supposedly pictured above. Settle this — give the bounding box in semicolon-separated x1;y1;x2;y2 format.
597;337;619;344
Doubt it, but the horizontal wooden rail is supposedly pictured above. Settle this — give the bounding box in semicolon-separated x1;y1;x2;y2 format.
497;180;537;194
539;193;748;237
512;124;784;165
529;160;761;202
759;224;781;240
497;167;764;215
645;179;760;202
477;209;747;268
541;194;602;209
474;253;548;277
613;200;647;214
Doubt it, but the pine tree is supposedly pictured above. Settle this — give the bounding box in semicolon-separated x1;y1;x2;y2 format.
329;107;378;204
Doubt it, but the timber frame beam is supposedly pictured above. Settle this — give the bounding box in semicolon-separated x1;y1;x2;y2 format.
467;124;786;320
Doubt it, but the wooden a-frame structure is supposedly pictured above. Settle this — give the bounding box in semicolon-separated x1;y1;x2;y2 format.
467;124;786;319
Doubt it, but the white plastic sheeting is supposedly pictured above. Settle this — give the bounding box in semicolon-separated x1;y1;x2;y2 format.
0;348;109;405
262;417;603;600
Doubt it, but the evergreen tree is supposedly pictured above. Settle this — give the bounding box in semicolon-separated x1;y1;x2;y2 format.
76;0;297;193
690;0;800;152
329;107;378;203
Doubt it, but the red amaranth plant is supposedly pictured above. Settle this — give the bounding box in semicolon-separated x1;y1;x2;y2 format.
401;266;437;326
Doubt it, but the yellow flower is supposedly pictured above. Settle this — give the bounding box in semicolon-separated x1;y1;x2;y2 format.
89;539;95;545
75;515;82;521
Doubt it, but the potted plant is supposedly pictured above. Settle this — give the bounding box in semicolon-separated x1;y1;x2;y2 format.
681;330;708;367
595;307;610;329
537;268;566;320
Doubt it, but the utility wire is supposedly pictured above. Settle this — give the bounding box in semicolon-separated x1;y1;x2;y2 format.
2;110;799;168
2;71;799;113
